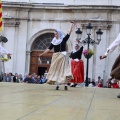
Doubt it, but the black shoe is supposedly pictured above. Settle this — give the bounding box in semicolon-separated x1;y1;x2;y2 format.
117;94;120;98
74;84;77;87
56;86;59;90
70;85;74;87
64;86;68;90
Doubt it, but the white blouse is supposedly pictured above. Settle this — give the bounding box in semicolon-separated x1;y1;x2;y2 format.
0;45;9;55
105;33;120;56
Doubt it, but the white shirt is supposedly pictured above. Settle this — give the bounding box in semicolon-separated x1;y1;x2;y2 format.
105;33;120;56
0;45;9;54
74;59;79;62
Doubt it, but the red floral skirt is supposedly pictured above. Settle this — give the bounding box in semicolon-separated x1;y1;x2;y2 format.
70;59;84;83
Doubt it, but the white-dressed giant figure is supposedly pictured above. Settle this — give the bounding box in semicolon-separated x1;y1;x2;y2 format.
0;44;11;80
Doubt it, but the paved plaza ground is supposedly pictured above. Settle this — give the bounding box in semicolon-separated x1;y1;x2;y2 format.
0;83;120;120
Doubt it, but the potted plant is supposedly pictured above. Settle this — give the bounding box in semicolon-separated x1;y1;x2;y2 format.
0;58;10;62
83;49;94;59
0;54;11;62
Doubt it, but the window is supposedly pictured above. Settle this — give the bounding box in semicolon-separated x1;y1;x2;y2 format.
32;33;54;51
38;57;51;65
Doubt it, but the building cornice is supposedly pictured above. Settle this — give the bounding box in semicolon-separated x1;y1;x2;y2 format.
2;2;120;11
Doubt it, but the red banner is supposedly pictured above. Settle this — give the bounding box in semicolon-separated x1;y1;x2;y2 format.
0;0;2;32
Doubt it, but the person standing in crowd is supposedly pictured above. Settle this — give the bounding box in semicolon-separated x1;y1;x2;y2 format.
9;72;14;82
100;33;120;98
33;74;38;84
91;79;96;87
106;78;112;88
24;73;34;83
69;43;84;87
97;79;103;87
2;73;6;82
0;72;3;82
37;75;41;84
39;22;75;90
13;73;18;83
5;73;11;82
97;76;101;83
41;75;46;84
111;79;119;88
44;70;48;78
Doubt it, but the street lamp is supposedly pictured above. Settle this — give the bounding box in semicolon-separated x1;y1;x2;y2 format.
96;29;103;44
86;23;93;35
75;23;103;86
75;28;82;40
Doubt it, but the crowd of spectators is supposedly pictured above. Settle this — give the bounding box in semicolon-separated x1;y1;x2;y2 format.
86;76;120;88
0;72;47;84
106;78;119;88
83;76;103;88
1;72;120;89
24;73;47;84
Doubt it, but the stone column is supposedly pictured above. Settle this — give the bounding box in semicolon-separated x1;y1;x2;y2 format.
103;29;110;86
3;18;20;74
25;51;31;74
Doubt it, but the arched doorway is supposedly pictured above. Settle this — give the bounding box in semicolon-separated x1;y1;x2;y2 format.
30;33;54;76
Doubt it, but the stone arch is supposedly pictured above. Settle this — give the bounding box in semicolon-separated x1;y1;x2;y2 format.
27;29;55;51
31;33;54;51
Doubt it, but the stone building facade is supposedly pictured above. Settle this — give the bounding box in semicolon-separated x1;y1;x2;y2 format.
1;0;120;84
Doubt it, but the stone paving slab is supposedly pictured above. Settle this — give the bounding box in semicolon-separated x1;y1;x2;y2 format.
0;83;120;120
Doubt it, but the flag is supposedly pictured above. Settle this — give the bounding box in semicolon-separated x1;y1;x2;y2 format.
0;0;2;32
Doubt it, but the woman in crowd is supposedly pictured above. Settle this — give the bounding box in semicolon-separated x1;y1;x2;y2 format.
39;22;75;90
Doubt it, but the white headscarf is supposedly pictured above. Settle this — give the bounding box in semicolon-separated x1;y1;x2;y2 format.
72;44;80;53
51;30;65;45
